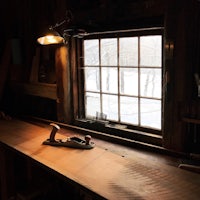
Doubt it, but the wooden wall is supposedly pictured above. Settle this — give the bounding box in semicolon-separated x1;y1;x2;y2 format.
0;0;200;153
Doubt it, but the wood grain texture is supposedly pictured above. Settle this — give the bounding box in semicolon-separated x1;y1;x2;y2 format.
0;119;200;200
55;46;72;123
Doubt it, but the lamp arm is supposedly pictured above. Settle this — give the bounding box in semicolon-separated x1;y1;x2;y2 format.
52;19;66;29
51;10;73;30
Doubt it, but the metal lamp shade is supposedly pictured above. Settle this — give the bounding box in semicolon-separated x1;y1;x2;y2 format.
37;29;64;45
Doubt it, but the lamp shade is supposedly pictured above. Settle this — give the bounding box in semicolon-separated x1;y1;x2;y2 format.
37;29;64;45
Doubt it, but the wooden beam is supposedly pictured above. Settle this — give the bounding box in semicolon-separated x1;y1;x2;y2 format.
55;45;72;123
71;38;79;120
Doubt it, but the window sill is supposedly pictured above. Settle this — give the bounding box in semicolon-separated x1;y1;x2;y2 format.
74;119;162;147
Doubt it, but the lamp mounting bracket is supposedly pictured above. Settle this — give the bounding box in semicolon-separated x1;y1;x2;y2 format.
51;10;73;30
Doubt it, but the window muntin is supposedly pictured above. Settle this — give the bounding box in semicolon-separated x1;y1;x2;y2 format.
83;32;162;131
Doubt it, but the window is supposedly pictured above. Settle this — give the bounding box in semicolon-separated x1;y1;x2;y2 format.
80;29;163;134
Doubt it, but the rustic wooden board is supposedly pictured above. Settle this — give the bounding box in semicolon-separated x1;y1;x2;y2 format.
10;82;57;100
0;119;200;200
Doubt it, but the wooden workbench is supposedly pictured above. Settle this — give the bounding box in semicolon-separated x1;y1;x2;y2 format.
0;119;200;200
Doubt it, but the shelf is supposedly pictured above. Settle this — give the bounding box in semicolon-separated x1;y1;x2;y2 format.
10;81;57;100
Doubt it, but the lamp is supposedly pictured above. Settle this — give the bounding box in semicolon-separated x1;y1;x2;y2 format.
37;10;87;45
37;10;74;45
37;27;65;45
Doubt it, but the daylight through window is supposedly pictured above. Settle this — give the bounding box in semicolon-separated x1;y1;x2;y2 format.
83;33;162;130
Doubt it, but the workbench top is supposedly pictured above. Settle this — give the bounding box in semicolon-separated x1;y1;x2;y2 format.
0;119;200;200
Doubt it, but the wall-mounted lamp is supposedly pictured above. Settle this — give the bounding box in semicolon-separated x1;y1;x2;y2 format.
37;28;65;45
37;10;87;45
37;10;75;45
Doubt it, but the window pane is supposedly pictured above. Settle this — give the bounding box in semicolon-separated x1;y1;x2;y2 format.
140;36;162;67
85;92;100;117
83;33;162;132
101;38;117;66
120;96;138;124
120;68;138;95
84;40;99;65
119;37;138;66
102;67;118;94
140;68;161;98
140;98;161;129
85;67;100;92
102;94;118;121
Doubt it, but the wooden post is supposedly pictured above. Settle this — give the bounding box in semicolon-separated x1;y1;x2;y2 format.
55;45;72;123
70;38;80;120
163;0;193;152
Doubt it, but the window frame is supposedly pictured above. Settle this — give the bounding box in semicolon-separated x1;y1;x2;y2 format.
73;27;164;141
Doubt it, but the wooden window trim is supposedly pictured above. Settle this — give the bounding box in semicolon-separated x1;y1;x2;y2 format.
70;28;163;146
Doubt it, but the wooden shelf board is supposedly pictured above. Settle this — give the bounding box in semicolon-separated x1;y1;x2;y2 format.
10;82;57;100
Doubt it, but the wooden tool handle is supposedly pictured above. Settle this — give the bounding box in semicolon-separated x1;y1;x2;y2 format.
49;123;60;142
